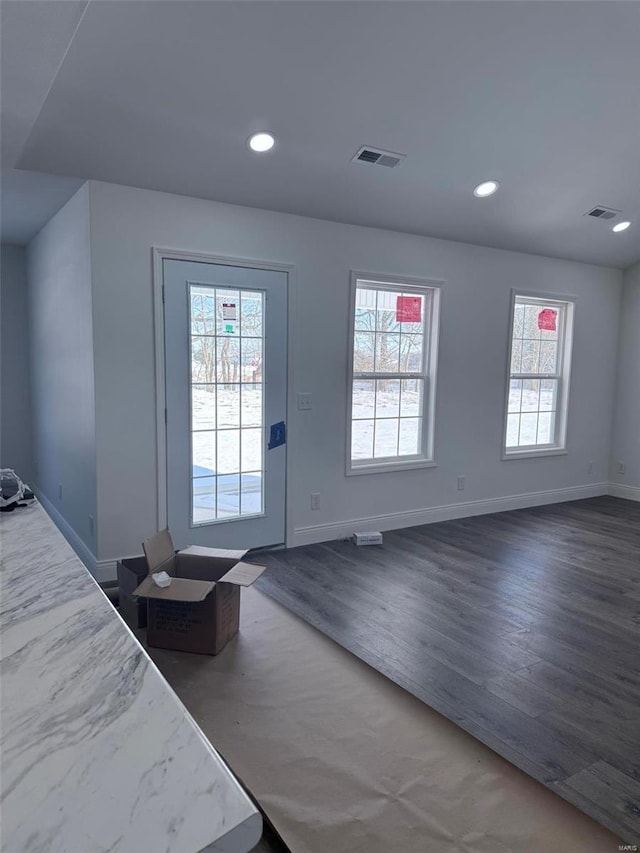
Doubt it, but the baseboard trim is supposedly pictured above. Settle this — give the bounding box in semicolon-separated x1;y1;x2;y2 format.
607;482;640;502
34;487;98;575
95;559;119;583
292;483;610;547
94;481;629;573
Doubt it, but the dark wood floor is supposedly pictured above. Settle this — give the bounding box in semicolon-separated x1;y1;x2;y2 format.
255;496;640;843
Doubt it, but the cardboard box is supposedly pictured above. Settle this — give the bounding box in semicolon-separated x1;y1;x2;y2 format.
117;556;148;628
132;529;266;655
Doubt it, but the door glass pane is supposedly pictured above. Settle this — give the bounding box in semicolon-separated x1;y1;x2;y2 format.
241;384;262;427
215;289;240;337
240;473;262;516
241;291;263;337
217;429;240;475
192;431;216;472
216;338;240;382
190;286;216;335
217;474;240;517
190;284;265;524
192;475;217;524
217;384;240;428
241;338;262;382
191;337;216;383
192;385;216;430
241;428;262;473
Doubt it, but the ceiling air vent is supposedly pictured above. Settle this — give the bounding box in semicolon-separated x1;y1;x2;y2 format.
585;205;620;220
352;146;405;168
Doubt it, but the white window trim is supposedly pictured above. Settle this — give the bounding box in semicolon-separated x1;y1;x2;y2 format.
502;289;575;461
346;270;442;476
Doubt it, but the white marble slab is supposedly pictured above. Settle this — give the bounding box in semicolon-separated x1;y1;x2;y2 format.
0;502;262;853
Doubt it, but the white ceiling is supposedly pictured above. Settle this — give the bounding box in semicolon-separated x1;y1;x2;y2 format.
2;1;639;267
0;0;86;244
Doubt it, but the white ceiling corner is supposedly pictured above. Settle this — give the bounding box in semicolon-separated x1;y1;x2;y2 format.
2;0;639;267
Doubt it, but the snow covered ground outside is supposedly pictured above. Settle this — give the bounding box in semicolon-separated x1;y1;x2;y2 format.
507;385;556;446
191;386;263;521
189;381;556;521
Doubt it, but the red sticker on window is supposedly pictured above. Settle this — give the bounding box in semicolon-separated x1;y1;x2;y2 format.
396;296;422;323
537;308;557;331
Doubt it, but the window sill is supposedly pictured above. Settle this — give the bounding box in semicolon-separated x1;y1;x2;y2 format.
502;448;568;461
347;459;437;476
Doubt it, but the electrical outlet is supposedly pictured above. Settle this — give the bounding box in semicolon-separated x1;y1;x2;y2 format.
587;461;594;475
617;461;626;475
310;492;321;511
457;476;465;491
58;483;63;500
297;393;313;411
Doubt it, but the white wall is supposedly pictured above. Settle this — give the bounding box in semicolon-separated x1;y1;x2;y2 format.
27;184;97;564
610;260;640;497
88;180;622;563
1;245;33;480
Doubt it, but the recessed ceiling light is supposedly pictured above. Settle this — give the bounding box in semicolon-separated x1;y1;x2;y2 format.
612;220;631;232
473;180;499;198
248;132;275;153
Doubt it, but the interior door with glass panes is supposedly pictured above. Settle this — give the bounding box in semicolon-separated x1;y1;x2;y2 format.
163;259;287;550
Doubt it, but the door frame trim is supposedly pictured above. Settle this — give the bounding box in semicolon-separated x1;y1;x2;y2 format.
152;247;295;546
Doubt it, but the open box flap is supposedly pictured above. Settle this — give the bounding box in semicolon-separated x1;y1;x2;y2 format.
177;546;249;579
179;545;248;561
143;529;175;573
133;575;216;602
218;561;267;587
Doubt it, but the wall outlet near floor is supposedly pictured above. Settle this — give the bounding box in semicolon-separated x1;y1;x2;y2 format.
617;461;626;475
457;475;465;491
310;492;321;511
587;461;594;475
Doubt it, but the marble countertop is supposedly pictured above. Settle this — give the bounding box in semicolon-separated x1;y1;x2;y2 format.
0;502;261;853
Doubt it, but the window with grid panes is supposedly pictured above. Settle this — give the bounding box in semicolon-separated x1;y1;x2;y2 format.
348;276;440;473
189;284;265;523
504;293;574;457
